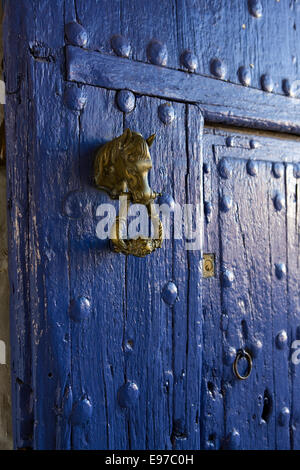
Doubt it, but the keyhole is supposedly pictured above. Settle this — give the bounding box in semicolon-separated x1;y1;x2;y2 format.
261;389;273;423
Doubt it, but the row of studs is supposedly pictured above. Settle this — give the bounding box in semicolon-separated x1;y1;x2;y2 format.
65;19;297;96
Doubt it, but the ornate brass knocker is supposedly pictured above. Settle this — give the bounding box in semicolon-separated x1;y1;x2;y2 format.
94;128;163;257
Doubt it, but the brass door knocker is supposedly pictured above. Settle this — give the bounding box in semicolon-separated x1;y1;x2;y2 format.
233;349;253;380
94;128;163;257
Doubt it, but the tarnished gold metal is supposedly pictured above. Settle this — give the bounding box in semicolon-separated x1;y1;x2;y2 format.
94;128;163;257
203;253;215;278
233;349;253;380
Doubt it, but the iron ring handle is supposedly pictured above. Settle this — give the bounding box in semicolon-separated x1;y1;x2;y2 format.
233;349;252;380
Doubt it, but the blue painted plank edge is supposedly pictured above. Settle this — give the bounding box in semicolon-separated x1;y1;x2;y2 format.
66;45;300;135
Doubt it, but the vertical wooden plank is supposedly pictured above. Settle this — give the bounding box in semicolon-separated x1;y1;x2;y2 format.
69;86;126;450
124;97;185;449
220;158;276;450
286;163;300;449
269;162;290;449
184;105;203;450
200;137;225;450
3;0;33;450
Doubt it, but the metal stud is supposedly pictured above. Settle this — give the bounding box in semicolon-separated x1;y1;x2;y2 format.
248;338;263;358
63;190;86;218
116;90;136;113
111;34;131;58
69;296;91;322
246;159;258;176
180;49;198;72
226;136;235;147
162;281;178;305
274;193;285;211
276;330;288;349
65;22;88;47
282;79;296;97
249;139;260;149
147;39;168;66
70;397;93;425
278;407;290;427
225;429;240;450
261;74;274;93
118;381;139;408
275;262;286;280
223;346;237;365
203;162;210;174
210;58;227;79
220;195;232;212
272;162;284;179
157;194;175;211
158;103;175;125
238;66;251;86
222;269;235;287
218;158;232;179
293;163;300;179
248;0;263;18
204;201;212;218
64;86;87;111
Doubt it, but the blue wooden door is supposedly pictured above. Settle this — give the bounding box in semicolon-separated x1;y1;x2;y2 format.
3;0;300;450
201;129;300;450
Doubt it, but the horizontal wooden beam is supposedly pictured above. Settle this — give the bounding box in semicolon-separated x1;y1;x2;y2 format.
66;45;300;135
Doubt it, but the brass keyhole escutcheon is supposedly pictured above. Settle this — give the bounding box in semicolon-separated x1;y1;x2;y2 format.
203;253;215;278
94;128;163;257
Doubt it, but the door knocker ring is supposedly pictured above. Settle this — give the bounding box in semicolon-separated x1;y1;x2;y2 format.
94;128;163;257
233;349;253;380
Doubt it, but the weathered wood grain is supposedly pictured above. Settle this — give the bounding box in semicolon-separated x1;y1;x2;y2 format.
66;46;300;135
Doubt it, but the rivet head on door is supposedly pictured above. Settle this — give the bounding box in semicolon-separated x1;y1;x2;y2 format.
146;39;168;66
220;195;232;212
246;159;258;176
158;103;175;125
210;58;227;80
70;397;93;425
282;79;295;97
218;158;232;179
278;407;290;427
248;0;263;18
222;269;234;287
111;34;131;58
162;282;178;305
204;201;212;219
157;193;175;211
118;381;139;408
272;162;284;179
261;74;274;93
293;163;300;179
276;330;288;349
69;297;91;322
223;345;236;365
275;262;286;280
238;66;251;87
65;22;88;47
273;193;285;211
224;429;241;450
248;338;263;358
249;139;260;149
116;90;136;113
180;50;198;72
64;86;87;111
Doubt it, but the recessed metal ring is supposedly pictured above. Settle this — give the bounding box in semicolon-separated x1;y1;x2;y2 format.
233;349;252;380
